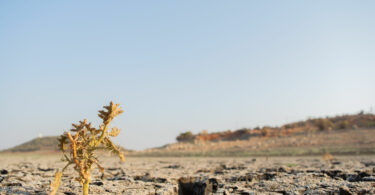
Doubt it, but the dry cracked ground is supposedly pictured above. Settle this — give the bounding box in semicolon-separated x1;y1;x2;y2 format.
0;154;375;195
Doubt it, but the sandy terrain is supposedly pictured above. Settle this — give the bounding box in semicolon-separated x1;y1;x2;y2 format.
0;154;375;194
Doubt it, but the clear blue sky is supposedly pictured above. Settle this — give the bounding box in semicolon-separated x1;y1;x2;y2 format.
1;1;374;150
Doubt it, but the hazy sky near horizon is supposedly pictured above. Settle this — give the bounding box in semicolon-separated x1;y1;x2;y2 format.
0;1;374;150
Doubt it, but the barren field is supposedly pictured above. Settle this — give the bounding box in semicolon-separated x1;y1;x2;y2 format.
1;154;375;194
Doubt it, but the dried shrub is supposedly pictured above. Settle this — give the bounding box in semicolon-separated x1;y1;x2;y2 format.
176;131;194;142
336;120;350;130
315;118;334;131
50;102;125;195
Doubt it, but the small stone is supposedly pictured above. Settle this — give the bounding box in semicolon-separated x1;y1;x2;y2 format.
362;177;375;182
332;161;342;165
90;181;104;186
178;176;220;195
4;182;22;186
164;164;181;169
0;169;8;174
347;174;362;182
339;187;352;195
322;170;342;178
278;166;291;173
362;161;375;167
37;167;54;172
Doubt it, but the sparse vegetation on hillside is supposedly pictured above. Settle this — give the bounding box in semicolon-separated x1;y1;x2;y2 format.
50;102;125;195
314;118;334;131
176;131;194;142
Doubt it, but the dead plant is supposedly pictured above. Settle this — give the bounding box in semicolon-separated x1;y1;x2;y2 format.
50;102;125;195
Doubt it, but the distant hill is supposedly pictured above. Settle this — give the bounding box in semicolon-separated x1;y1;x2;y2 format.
139;128;375;157
176;112;375;142
134;112;375;157
3;136;59;152
2;136;132;153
